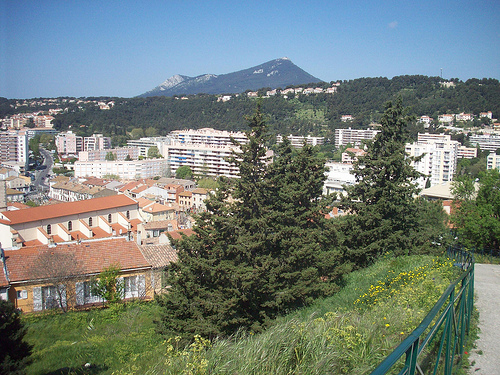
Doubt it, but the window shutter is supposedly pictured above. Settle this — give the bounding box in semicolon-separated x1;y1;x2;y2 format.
59;284;67;308
138;274;146;298
117;277;125;299
33;287;42;311
75;282;84;305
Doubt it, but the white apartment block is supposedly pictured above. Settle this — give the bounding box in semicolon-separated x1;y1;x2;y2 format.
168;128;248;146
74;159;168;180
457;146;477;159
56;131;111;155
323;161;355;196
84;134;111;151
127;137;171;158
335;127;380;148
163;142;242;179
487;153;500;171
0;130;28;170
406;133;459;188
56;131;83;154
469;134;500;152
78;147;139;162
276;134;325;148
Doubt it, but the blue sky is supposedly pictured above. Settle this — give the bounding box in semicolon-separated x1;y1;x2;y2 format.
1;0;499;99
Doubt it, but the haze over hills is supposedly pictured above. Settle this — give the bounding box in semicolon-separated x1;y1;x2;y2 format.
139;58;323;97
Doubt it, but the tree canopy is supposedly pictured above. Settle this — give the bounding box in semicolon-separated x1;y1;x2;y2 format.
175;165;193;180
451;169;500;250
339;99;448;267
0;300;32;374
157;105;345;340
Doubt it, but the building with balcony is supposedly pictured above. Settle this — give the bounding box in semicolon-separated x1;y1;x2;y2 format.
335;127;380;148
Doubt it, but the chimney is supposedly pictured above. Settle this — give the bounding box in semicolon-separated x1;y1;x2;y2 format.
136;231;142;246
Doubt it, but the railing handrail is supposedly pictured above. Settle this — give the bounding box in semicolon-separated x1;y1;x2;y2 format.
370;247;474;375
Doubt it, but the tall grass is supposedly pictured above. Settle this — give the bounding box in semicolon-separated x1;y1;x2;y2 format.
23;254;459;375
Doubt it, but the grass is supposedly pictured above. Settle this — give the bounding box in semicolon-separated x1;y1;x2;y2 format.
22;254;466;375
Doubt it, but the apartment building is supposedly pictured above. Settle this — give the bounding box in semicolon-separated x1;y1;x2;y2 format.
323;161;356;196
56;131;111;155
335;127;380;148
164;142;242;178
406;133;459;188
78;147;139;162
0;130;29;170
74;158;168;179
469;134;500;152
84;134;111;151
0;195;142;249
169;128;248;146
126;137;171;158
276;134;325;148
487;153;500;170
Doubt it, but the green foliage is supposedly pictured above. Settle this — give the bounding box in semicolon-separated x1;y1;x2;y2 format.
0;300;32;374
23;301;164;375
196;178;218;190
91;265;123;303
105;151;116;161
21;254;465;374
157;105;344;340
451;169;500;250
339;99;448;267
175;165;193;180
147;145;162;159
45;77;499;141
102;174;120;180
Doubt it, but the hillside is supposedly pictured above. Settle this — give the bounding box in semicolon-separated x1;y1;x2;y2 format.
22;254;461;374
139;57;323;97
4;76;499;147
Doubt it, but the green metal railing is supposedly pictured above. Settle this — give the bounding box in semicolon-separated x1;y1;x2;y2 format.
370;246;474;375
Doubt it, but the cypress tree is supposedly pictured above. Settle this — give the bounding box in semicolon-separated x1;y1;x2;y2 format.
339;98;443;266
157;106;343;339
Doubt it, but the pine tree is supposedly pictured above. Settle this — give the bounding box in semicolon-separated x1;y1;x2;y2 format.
0;300;32;374
339;99;444;266
157;106;343;340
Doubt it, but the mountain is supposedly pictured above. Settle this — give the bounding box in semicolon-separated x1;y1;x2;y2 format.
139;58;323;97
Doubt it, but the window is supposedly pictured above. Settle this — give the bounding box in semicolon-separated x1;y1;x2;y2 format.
108;214;112;223
46;224;51;235
33;285;66;311
122;275;146;299
88;217;93;227
16;290;28;299
68;221;72;231
126;210;130;220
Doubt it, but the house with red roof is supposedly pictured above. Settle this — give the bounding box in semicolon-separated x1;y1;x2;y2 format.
0;237;178;312
0;195;142;249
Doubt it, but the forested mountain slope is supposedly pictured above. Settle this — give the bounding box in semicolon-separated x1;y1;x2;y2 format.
6;76;499;146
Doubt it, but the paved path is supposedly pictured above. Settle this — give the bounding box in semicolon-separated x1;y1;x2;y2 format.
469;263;500;375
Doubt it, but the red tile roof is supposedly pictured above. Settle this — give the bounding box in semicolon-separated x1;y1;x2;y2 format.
168;229;196;240
139;244;178;268
1;195;137;225
5;238;150;283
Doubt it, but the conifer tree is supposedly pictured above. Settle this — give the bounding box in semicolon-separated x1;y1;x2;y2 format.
157;106;343;339
339;98;445;266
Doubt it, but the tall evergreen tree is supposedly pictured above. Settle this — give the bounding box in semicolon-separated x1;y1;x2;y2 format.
0;300;32;374
339;99;445;267
157;106;343;340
